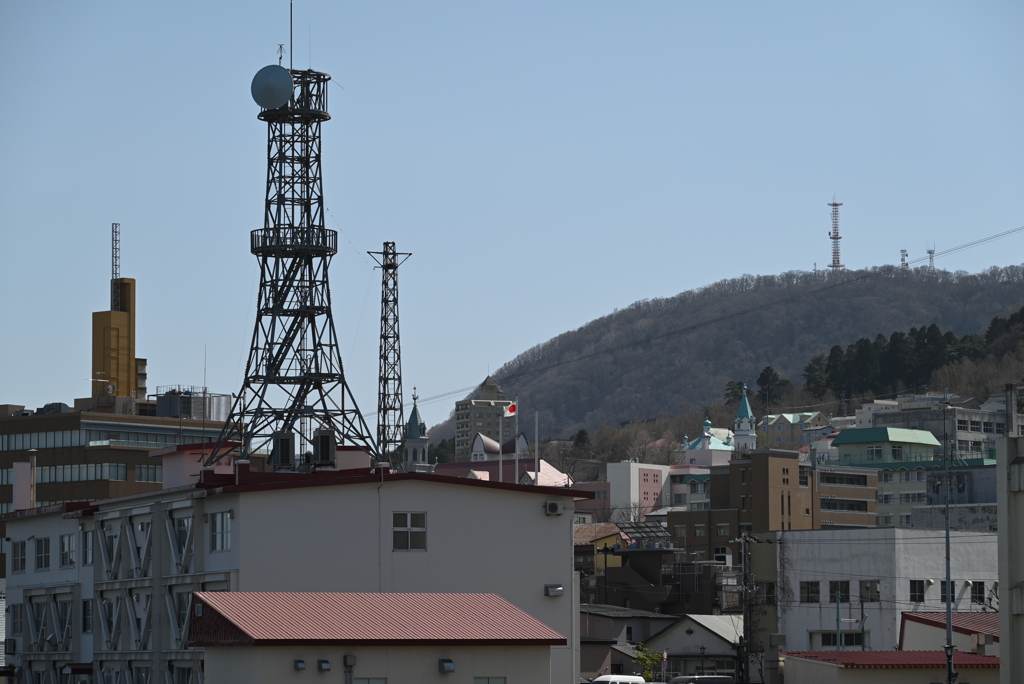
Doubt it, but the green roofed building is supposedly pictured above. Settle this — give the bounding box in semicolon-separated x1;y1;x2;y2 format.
830;427;996;527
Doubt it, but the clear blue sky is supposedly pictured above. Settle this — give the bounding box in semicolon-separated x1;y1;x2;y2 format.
1;1;1022;430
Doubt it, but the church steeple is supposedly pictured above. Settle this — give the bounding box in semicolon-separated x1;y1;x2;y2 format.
733;384;757;453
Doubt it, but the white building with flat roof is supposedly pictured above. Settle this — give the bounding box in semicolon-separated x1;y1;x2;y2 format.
778;527;998;652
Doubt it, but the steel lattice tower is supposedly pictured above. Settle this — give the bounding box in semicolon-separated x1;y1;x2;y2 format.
828;200;844;271
208;69;377;467
369;242;411;465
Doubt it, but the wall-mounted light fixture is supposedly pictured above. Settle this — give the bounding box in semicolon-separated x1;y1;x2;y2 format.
438;659;455;674
294;660;305;671
317;660;330;672
544;584;564;596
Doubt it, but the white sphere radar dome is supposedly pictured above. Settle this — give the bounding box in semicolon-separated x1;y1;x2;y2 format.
251;65;293;109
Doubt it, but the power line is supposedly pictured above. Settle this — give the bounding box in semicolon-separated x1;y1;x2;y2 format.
415;224;1024;411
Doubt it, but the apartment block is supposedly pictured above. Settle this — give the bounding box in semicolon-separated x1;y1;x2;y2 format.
453;377;514;460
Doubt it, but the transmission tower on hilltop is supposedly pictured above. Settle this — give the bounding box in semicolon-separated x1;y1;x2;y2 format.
927;245;936;272
369;241;411;466
828;199;844;272
208;65;377;467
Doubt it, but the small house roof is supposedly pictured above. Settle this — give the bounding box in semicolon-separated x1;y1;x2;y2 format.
781;650;998;669
188;592;566;647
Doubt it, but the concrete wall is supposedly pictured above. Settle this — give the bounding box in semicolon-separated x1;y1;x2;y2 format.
781;656;998;684
900;619;999;656
204;644;551;684
911;503;998;532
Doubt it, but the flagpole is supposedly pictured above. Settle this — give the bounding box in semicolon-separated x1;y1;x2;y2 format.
498;395;503;483
534;408;539;486
515;393;520;484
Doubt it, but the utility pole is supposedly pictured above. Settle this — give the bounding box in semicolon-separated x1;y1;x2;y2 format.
943;400;956;684
735;532;757;684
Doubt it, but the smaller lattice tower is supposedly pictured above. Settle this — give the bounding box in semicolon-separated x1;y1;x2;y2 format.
900;249;908;270
927;246;936;272
368;241;411;466
827;200;844;271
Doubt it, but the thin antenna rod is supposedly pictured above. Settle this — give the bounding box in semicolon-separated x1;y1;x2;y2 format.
289;0;293;71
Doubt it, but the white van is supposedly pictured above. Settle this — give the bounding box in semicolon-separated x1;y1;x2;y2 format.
591;676;647;684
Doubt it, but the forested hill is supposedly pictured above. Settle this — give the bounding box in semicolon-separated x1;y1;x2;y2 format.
433;265;1024;440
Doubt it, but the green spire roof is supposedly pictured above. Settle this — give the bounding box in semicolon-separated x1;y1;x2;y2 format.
406;402;426;440
735;384;755;421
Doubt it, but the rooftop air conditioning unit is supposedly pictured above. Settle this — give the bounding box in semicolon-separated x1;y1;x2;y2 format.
545;501;564;516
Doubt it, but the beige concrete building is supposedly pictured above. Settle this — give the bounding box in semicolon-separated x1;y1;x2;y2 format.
454;377;514;460
667;449;877;564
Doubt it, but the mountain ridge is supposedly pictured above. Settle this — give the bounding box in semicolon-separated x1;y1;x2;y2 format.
431;264;1024;441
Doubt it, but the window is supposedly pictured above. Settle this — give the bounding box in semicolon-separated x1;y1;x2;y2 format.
133;668;153;684
82;531;94;565
740;469;747;484
970;420;982;432
674;525;686;538
59;533;76;568
877;514;893;526
957;419;969;431
11;604;24;634
866;445;882;460
983;422;994;433
829;580;850;603
879;472;893;483
210;511;231;552
176;516;193;555
757;581;777;605
393;512;426;550
35;537;50;571
354;680;387;684
11;540;26;573
717;523;730;537
891;445;904;460
83;599;94;633
877;492;893;505
860;579;880;602
971;581;986;605
799;466;810;486
134;464;163;483
741;495;747;511
940;580;956;603
674;493;685;505
910;579;926;602
626;626;633;641
820;473;868;486
693;525;706;537
822;632;863;647
800;581;820;603
900;492;928;504
740;523;752;534
174;592;191;630
900;513;912;526
820;498;868;511
474;679;506;684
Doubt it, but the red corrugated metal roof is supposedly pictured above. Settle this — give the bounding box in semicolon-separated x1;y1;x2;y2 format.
782;650;999;669
574;522;622;546
901;611;1000;640
190;592;567;647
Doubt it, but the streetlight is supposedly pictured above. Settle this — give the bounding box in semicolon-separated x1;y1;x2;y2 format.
699;645;706;675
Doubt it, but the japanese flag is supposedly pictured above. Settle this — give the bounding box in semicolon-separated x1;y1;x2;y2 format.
503;403;517;417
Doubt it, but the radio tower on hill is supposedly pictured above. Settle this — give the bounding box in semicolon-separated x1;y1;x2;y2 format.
828;199;844;272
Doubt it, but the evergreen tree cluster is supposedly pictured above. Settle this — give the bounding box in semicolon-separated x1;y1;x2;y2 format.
802;305;1024;400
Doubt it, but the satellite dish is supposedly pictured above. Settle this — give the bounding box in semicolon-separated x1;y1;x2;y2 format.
251;65;293;109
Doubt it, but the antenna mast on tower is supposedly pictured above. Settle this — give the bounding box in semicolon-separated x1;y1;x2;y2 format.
208;64;377;467
827;200;844;272
900;249;908;270
111;223;121;311
927;245;936;272
369;241;411;466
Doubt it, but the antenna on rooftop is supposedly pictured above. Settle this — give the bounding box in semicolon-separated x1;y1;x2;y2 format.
827;198;844;273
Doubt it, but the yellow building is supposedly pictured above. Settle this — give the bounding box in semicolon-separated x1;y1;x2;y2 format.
91;277;147;401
